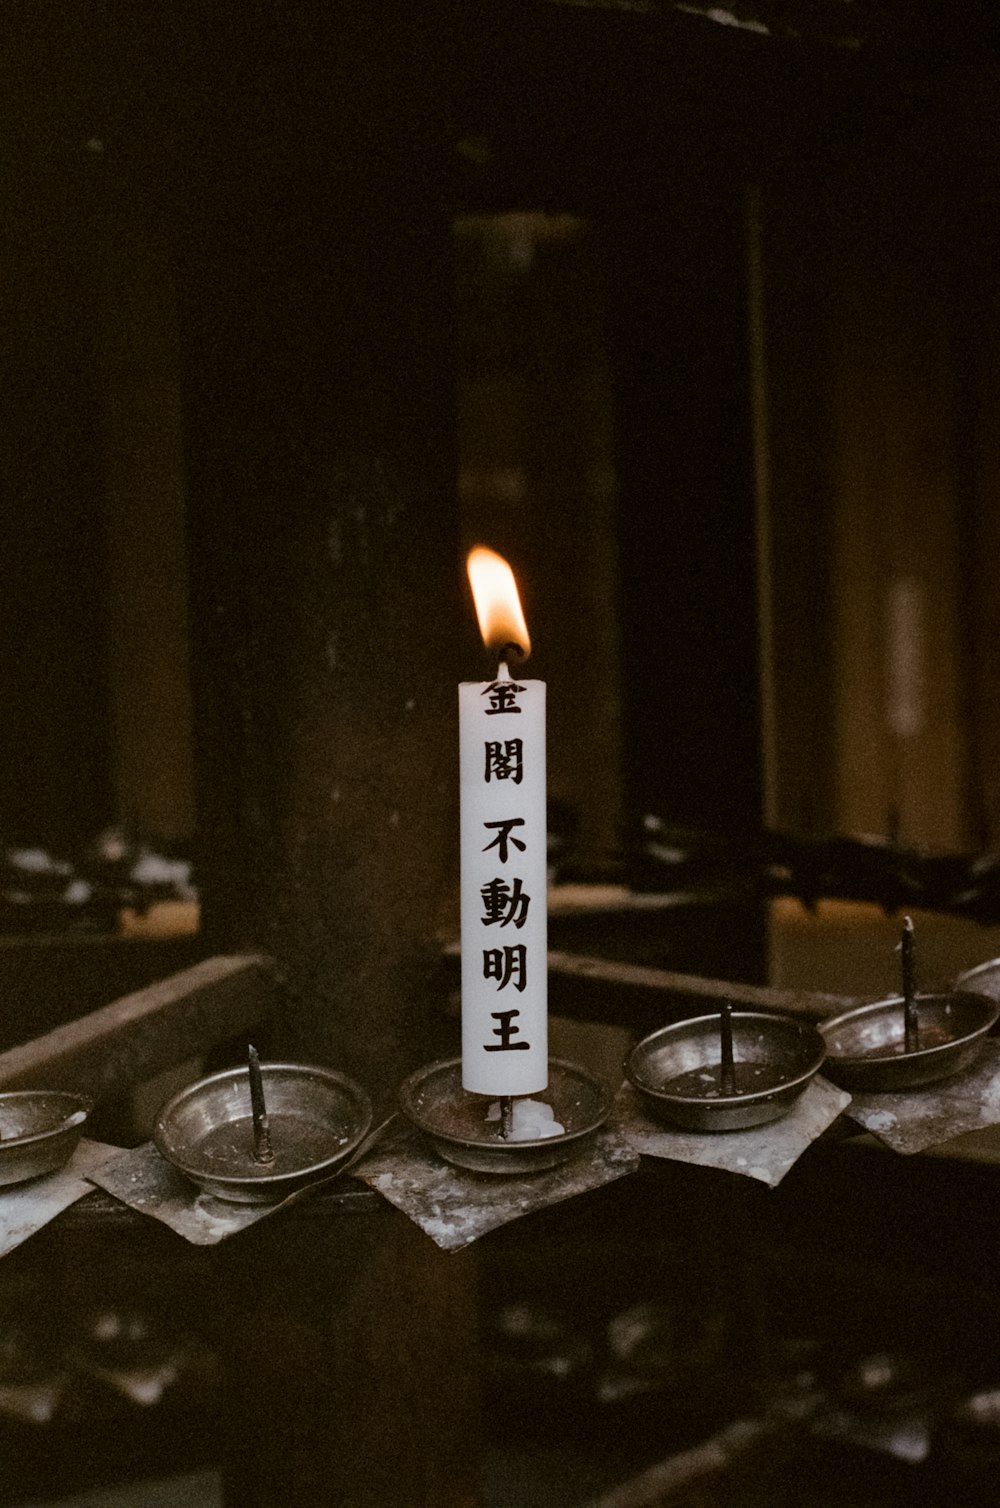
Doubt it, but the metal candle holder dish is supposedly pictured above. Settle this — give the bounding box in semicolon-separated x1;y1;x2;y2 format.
154;1061;373;1204
0;1091;91;1187
398;1057;613;1174
820;991;998;1092
625;1009;827;1132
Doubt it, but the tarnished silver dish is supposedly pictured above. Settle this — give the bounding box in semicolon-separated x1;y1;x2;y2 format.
0;1091;91;1186
625;1011;827;1132
398;1057;612;1174
153;1062;373;1204
820;990;998;1092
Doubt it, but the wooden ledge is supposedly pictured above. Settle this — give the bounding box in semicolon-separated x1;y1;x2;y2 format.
0;953;278;1097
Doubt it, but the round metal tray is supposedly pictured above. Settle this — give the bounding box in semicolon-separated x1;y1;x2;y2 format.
398;1057;612;1174
820;990;998;1092
154;1062;373;1204
0;1091;91;1186
625;1011;827;1132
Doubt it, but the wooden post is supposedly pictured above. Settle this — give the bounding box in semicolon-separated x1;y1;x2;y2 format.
174;10;480;1504
178;10;462;1108
218;1213;482;1508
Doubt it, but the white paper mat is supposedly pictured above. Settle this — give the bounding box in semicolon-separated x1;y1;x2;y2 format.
0;1139;121;1258
354;1120;640;1251
613;1076;851;1187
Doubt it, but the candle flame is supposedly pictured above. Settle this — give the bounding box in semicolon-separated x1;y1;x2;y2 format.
466;547;531;659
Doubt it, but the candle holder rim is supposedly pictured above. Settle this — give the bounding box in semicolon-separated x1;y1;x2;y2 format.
0;1090;93;1146
625;1010;827;1107
819;989;997;1092
0;1090;92;1186
955;957;1000;1000
153;1061;373;1202
397;1055;614;1172
820;990;998;1065
399;1054;612;1147
624;1010;827;1131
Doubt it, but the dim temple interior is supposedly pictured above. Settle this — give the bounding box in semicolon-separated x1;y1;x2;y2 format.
5;3;1000;1504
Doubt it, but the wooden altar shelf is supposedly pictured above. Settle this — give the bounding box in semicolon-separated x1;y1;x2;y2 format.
0;955;480;1508
4;956;1000;1508
6;944;1000;1215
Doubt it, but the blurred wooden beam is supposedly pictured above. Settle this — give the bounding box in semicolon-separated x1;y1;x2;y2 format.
546;946;861;1021
444;938;861;1028
0;953;276;1096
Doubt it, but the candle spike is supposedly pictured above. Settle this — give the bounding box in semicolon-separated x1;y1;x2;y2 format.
720;1002;736;1096
900;915;919;1053
248;1044;275;1164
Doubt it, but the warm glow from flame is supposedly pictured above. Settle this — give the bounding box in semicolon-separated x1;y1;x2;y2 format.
467;547;531;659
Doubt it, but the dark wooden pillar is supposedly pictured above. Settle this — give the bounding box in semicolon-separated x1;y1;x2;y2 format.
0;209;113;851
174;11;479;1505
178;9;462;1106
219;1207;481;1508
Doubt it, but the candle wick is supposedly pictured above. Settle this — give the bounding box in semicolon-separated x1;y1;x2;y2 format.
494;641;525;680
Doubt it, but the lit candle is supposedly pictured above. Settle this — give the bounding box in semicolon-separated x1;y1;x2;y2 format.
460;548;548;1097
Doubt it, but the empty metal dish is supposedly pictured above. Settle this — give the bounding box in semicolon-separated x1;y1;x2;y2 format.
625;1011;828;1132
398;1057;612;1174
154;1062;372;1203
0;1091;91;1186
820;990;998;1092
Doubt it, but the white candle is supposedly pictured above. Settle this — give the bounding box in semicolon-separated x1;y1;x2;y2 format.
460;549;548;1096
